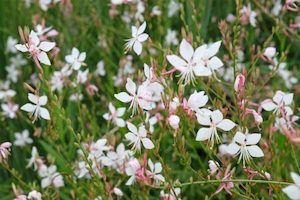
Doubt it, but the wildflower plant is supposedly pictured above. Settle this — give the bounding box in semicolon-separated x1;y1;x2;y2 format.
1;0;300;199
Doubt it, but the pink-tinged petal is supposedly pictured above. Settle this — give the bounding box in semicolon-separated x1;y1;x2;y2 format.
40;107;50;120
126;122;138;134
72;47;80;58
29;31;40;46
282;185;300;200
193;44;207;63
38;52;51;65
233;131;246;144
28;93;39;104
39;96;48;106
207;56;223;70
15;44;28;52
283;93;294;105
138;125;147;137
205;41;221;58
39;41;55;52
114;92;133;103
133;41;142;55
138;33;149;42
155;174;165;182
137;21;147;35
126;78;137;95
103;113;110;120
217;119;236;131
141;138;154;149
78;52;86;62
226;143;240;155
138;98;153;110
196;127;212;141
211;110;223;124
247;145;264;157
261;99;277;111
246;134;261;145
291;172;300;187
166;55;187;72
21;103;36;112
41;177;51;188
179;39;194;61
1;142;12;148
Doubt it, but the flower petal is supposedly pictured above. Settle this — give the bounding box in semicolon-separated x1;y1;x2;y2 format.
217;119;236;131
246;134;261;145
114;92;133;103
226;143;240;155
126;78;136;95
247;145;264;157
282;185;300;200
211;110;223;124
21;103;36;113
39;41;56;52
38;52;51;65
133;41;142;55
40;107;50;120
196;127;212;141
180;39;194;61
141;138;154;149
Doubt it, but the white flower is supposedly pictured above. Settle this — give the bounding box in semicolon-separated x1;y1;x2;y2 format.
165;29;179;46
186;91;208;111
196;109;236;146
96;60;106;76
264;47;276;59
106;143;133;172
27;190;42;200
125;158;140;185
0;89;16;100
88;139;110;160
75;161;90;179
65;47;86;70
168;0;181;17
103;103;126;127
76;69;89;84
1;102;18;119
21;93;50;122
282;172;300;200
115;78;155;115
125;22;149;55
14;130;33;147
38;165;64;188
166;39;223;85
26;147;40;170
125;122;154;152
6;36;18;53
261;91;293;116
15;30;55;65
227;131;264;166
51;65;72;91
147;159;165;183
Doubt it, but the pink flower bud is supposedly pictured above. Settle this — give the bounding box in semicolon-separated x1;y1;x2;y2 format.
168;115;180;129
263;47;276;59
234;74;246;92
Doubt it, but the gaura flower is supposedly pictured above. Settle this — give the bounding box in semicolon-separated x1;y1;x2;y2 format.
166;39;223;85
103;103;126;127
21;93;50;122
15;30;55;65
196;109;236;146
125;22;149;55
65;47;86;70
227;131;264;166
147;159;165;184
114;78;154;116
261;91;293;116
125;122;154;152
